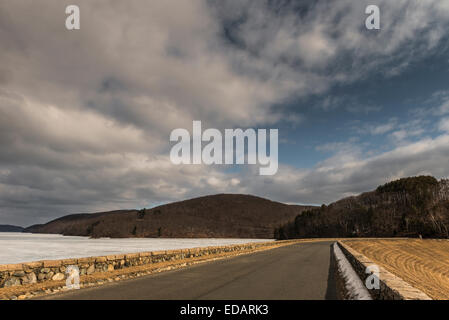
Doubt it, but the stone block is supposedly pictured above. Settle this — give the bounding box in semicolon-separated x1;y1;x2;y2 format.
23;261;43;270
43;260;61;268
125;253;139;260
52;273;65;281
86;265;95;275
5;264;23;271
96;257;107;263
60;259;77;265
21;272;37;285
139;252;151;257
3;277;21;287
78;257;94;264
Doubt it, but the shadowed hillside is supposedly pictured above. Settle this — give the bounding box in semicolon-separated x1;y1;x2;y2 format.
24;194;312;239
0;225;24;232
276;176;449;239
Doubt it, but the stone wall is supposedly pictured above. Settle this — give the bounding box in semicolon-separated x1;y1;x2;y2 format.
0;240;297;289
336;241;431;300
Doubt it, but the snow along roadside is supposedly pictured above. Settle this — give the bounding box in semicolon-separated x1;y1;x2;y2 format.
333;242;372;300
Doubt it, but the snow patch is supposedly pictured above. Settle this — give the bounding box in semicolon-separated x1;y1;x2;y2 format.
333;242;372;300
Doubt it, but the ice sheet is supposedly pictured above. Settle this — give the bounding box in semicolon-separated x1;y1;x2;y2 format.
0;233;270;264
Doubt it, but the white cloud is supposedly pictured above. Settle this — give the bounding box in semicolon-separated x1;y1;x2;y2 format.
439;118;449;133
238;134;449;205
438;100;449;115
390;130;408;142
370;122;396;135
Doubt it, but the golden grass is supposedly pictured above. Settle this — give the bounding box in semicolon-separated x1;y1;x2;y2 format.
344;239;449;300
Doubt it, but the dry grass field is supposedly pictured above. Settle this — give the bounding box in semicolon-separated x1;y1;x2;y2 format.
344;239;449;300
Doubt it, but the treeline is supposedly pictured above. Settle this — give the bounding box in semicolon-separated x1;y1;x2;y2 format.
275;176;449;239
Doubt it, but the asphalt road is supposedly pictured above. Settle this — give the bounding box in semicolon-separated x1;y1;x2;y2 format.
40;241;336;300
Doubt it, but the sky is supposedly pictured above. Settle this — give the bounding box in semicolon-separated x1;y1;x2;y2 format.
1;0;449;226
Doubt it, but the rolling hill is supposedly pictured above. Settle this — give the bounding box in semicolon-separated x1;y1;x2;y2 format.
24;194;312;239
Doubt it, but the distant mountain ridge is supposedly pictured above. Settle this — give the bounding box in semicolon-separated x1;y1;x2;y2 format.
0;225;24;232
24;194;313;239
276;176;449;239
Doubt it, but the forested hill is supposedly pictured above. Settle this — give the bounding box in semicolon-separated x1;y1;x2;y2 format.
275;176;449;239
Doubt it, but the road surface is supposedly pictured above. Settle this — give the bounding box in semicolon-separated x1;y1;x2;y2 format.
40;241;336;300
